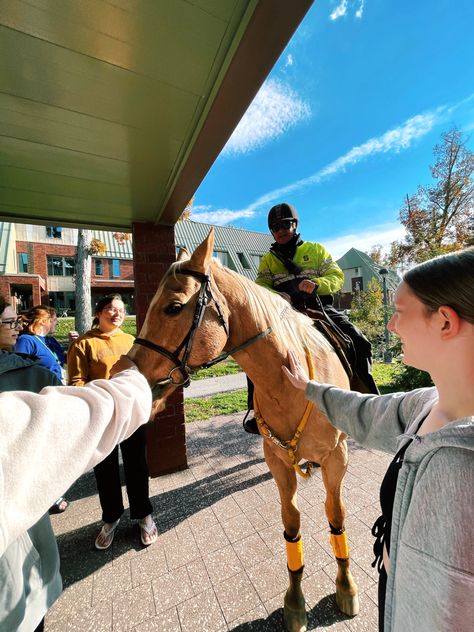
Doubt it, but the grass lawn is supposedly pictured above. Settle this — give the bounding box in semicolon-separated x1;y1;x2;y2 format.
54;315;137;344
184;361;403;423
185;389;247;423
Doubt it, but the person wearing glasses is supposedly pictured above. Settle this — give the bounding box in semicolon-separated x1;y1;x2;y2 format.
67;294;157;549
243;202;377;434
1;294;152;632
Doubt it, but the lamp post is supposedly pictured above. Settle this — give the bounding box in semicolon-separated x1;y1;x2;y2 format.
379;268;392;363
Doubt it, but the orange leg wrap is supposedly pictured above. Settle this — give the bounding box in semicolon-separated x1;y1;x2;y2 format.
284;532;304;572
330;531;349;559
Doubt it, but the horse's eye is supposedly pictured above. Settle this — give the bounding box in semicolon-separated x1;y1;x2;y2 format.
165;302;183;315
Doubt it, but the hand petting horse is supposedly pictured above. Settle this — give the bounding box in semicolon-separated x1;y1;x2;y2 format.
129;229;359;632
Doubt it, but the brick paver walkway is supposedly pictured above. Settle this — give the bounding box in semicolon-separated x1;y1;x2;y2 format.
46;413;390;631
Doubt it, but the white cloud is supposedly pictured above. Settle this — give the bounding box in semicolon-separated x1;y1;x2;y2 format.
325;222;405;259
191;204;213;213
243;107;444;213
285;54;294;67
222;79;311;156
330;0;366;21
191;208;254;226
355;0;365;19
330;0;348;21
318;110;442;179
198;103;448;227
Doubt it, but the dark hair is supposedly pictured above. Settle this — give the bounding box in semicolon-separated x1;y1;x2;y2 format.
0;296;10;317
403;247;474;324
92;294;124;327
22;305;52;335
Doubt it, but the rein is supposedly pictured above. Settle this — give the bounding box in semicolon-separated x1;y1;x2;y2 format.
255;346;316;480
134;267;272;391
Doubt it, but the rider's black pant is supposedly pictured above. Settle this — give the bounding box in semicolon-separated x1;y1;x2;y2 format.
324;307;378;393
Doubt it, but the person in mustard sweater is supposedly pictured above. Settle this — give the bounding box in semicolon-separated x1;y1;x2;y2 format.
68;294;157;549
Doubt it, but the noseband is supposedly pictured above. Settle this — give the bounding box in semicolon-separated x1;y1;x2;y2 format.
134;268;272;392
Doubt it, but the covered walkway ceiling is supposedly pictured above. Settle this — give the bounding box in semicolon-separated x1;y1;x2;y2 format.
0;0;312;231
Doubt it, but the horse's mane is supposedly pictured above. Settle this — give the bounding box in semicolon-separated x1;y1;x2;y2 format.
209;259;333;354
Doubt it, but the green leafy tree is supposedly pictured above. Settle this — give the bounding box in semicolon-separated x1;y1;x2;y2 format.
389;128;474;269
350;277;385;358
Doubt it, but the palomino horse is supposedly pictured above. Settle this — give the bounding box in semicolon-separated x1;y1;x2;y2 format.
129;230;359;632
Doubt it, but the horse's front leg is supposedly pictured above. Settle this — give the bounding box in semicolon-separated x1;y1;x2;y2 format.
321;438;359;616
263;441;307;632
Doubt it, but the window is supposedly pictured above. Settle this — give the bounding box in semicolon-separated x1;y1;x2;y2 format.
112;259;121;277
352;277;363;292
49;291;75;312
95;259;103;276
18;253;28;273
250;254;262;268
47;255;75;277
213;251;228;266
46;226;62;239
237;252;251;269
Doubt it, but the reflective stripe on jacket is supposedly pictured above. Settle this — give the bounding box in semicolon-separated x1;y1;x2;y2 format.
256;241;344;296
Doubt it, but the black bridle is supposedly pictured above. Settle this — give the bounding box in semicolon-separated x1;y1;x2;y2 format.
134;268;272;394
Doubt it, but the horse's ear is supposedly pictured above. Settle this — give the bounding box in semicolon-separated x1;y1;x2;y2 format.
190;228;215;271
176;247;190;262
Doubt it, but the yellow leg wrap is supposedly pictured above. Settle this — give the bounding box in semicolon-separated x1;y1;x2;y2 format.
285;536;304;572
330;532;349;559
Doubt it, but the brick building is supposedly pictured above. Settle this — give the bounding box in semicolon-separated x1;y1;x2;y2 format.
0;222;134;313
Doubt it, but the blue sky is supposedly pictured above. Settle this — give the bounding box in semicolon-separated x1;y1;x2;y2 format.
192;0;474;258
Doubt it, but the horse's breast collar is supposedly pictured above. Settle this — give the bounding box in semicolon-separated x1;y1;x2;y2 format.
255;346;316;480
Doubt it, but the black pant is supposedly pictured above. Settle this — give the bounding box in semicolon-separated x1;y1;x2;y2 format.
324;307;379;394
93;425;152;523
378;566;387;631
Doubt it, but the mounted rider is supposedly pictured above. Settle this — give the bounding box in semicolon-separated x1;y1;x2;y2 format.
243;202;378;434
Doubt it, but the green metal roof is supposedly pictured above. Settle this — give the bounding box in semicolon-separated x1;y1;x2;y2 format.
337;247;400;291
175;219;273;278
0;1;312;231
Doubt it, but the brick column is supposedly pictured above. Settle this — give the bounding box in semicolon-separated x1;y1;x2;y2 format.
132;222;187;476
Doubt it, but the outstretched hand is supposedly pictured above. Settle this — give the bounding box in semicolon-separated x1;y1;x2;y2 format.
110;355;137;377
281;349;311;390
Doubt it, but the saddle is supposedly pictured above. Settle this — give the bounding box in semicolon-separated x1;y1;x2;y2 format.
270;249;358;387
303;304;354;383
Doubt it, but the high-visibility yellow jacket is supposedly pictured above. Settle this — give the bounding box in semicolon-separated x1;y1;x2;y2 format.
256;241;344;297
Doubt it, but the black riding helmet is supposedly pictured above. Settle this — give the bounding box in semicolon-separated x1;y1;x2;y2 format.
268;203;299;230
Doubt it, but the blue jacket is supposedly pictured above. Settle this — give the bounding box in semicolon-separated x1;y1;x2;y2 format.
15;334;63;381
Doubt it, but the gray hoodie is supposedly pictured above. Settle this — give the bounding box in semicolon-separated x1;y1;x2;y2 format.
305;382;474;632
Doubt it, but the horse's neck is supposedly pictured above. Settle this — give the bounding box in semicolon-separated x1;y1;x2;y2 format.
215;266;287;388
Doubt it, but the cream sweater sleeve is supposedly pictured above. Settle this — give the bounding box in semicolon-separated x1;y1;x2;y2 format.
0;368;152;554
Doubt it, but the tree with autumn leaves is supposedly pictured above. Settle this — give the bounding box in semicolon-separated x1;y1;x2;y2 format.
388;128;474;269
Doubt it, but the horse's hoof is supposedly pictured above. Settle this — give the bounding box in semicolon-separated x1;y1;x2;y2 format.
284;600;307;632
336;591;359;616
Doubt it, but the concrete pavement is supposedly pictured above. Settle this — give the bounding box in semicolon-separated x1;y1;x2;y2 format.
45;403;387;631
184;373;247;399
